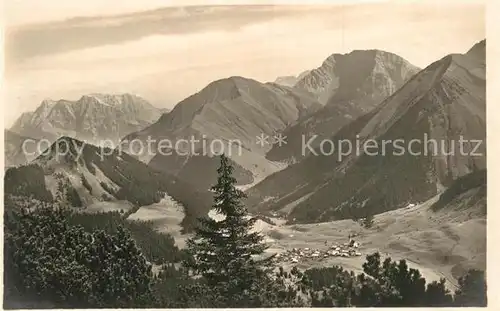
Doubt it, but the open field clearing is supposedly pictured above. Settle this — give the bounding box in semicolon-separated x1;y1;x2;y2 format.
257;195;485;290
127;195;187;247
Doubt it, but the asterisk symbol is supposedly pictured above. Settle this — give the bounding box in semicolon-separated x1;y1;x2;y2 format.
256;133;270;147
273;133;288;147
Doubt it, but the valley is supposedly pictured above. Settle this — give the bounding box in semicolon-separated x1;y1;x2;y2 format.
123;192;485;291
4;40;487;291
4;16;487;306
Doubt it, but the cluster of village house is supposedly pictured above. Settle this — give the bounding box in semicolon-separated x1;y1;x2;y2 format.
275;239;362;263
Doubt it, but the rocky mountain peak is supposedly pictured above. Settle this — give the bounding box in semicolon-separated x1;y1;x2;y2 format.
77;93;145;108
10;93;163;148
466;39;486;60
201;76;256;101
39;99;57;108
248;41;485;225
34;99;57;116
153;76;275;131
274;70;311;87
294;49;419;105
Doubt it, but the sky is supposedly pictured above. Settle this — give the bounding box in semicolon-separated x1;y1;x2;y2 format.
3;1;485;127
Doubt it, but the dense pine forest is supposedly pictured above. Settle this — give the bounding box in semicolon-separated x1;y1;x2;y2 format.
3;155;487;308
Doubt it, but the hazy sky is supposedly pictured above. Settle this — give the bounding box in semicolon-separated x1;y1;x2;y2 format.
4;1;485;127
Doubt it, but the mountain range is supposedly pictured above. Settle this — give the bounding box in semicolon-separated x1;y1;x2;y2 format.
5;39;486;226
274;70;310;87
6;93;164;168
123;76;322;189
122;50;420;190
245;40;486;224
3;37;487;307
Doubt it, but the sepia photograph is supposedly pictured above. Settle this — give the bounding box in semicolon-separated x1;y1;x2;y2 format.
2;0;488;308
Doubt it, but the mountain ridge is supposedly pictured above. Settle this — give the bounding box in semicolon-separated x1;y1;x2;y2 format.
267;49;420;163
274;70;311;87
10;93;163;145
4;136;214;232
246;40;486;224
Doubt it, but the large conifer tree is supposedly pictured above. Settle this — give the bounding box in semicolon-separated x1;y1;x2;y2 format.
183;154;272;303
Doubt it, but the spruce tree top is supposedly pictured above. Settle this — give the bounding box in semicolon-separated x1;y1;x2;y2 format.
184;153;271;292
211;153;247;217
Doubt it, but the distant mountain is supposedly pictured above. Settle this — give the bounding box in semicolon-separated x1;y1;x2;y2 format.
274;70;310;87
4;130;36;168
4;137;213;232
246;40;486;224
267;50;420;163
10;93;163;146
123;76;322;189
151;152;255;191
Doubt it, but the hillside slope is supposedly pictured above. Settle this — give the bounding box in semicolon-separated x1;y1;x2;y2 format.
4;137;213;231
430;169;486;217
10;93;162;146
4;130;38;168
